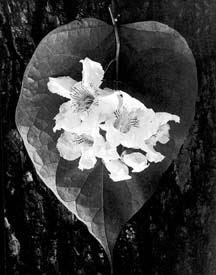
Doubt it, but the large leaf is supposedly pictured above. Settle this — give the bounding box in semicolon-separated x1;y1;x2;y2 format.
15;18;197;270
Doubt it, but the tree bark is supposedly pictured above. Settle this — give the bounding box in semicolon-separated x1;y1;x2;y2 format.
1;0;216;274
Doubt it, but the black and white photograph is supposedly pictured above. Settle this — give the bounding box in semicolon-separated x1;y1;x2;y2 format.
1;1;216;274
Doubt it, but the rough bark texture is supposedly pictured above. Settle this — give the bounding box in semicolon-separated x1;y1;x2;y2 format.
1;0;216;274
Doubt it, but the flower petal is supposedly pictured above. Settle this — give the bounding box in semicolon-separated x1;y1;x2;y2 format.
94;136;120;161
151;124;171;145
138;108;159;138
140;141;165;163
118;108;159;148
78;148;97;170
56;132;82;161
72;110;100;136
98;92;121;114
122;151;149;172
47;76;77;99
53;101;81;132
97;87;115;96
104;159;131;182
146;151;164;163
80;57;104;90
121;91;146;111
102;124;122;148
96;91;122;122
156;112;180;125
157;124;170;144
144;123;172;155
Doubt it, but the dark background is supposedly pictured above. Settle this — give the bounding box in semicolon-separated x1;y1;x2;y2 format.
1;0;216;274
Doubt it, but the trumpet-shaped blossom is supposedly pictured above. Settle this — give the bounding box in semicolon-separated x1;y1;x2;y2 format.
47;57;180;182
48;58;120;132
104;159;131;182
57;131;119;170
122;151;149;173
56;131;97;170
100;92;179;164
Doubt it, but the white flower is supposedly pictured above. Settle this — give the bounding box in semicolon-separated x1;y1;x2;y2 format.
139;141;165;163
103;106;159;148
48;57;180;182
57;131;120;171
104;159;131;182
80;58;104;90
48;58;120;133
94;137;120;161
56;131;97;170
47;76;77;99
142;113;180;163
53;101;81;132
121;151;149;173
100;92;173;145
100;91;180;164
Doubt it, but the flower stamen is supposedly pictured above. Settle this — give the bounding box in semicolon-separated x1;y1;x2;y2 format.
130;117;139;127
114;109;120;119
71;133;94;146
70;85;95;112
113;108;140;133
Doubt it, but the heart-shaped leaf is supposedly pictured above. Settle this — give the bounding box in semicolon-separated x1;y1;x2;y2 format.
15;18;197;271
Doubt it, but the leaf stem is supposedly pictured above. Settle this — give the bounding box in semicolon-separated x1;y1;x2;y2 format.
108;2;120;89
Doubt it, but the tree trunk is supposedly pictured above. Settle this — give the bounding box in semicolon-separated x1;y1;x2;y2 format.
1;0;216;274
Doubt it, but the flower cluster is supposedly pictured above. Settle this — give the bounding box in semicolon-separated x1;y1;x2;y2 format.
47;58;180;182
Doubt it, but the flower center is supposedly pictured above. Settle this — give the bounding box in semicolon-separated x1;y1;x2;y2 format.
78;94;95;111
113;108;139;133
70;85;95;112
71;133;94;146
